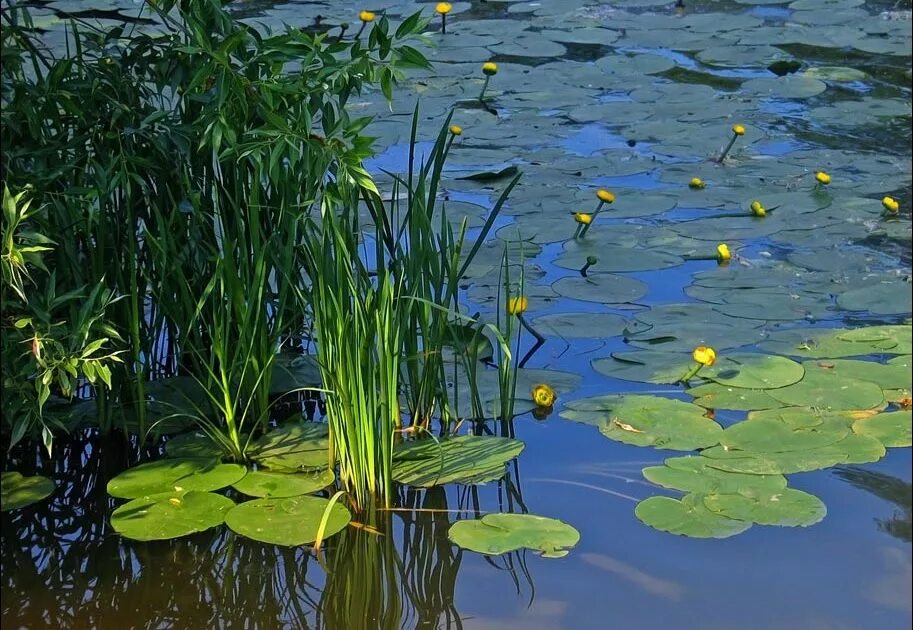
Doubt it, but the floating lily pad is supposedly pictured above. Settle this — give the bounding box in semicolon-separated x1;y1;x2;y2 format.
719;417;849;453
759;325;911;359
110;490;235;541
852;411;912;448
700;433;886;474
643;456;787;494
687;383;786;411
703;353;805;390
552;273;649;305
766;362;885;411
107;459;248;500
249;423;329;472
562;395;723;451
529;312;629;339
448;513;580;558
392;435;524;487
703;488;826;527
837;281;913;315
232;469;336;498
1;472;55;512
225;495;350;546
271;353;321;393
164;431;225;459
592;350;693;385
635;494;752;539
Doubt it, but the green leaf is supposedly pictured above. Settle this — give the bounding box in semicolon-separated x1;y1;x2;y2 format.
719;418;849;453
225;495;350;546
852;411;912;448
455;166;520;182
703;353;805;390
643;456;787;494
392;435;524;487
635;494;752;539
249;423;329;472
110;490;235;541
1;472;55;511
703;488;826;527
107;459;247;499
448;513;580;558
700;434;886;474
766;362;885;411
232;469;336;498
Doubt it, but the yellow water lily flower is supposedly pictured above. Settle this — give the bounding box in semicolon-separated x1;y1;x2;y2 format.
750;200;766;217
482;61;498;76
436;2;452;14
692;346;716;367
815;171;831;185
717;243;731;262
449;124;463;136
882;196;899;213
596;189;615;203
358;10;375;22
732;124;745;136
531;383;557;408
689;177;705;190
574;212;593;225
506;296;528;316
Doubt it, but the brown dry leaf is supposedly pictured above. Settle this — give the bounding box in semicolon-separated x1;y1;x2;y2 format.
612;418;644;434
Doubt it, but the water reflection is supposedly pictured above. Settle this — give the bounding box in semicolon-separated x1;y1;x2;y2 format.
1;433;536;629
834;466;912;543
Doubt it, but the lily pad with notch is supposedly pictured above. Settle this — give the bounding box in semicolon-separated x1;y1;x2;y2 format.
107;458;248;500
448;513;580;558
225;495;350;546
110;490;235;541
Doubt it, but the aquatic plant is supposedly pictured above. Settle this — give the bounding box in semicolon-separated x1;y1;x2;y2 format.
717;123;746;163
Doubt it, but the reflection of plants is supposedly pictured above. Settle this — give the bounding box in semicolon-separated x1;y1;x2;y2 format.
834;467;911;542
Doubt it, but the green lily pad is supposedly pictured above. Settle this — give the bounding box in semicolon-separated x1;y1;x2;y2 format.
448;513;580;558
1;472;55;511
225;495;351;546
249;423;329;472
164;431;225;459
759;325;911;359
837;281;913;315
271;353;322;393
592;350;694;385
528;312;629;339
852;411;912;448
561;395;723;451
232;469;336;498
110;490;235;541
635;494;752;539
719;418;849;453
107;459;248;500
643;456;787;494
812;359;912;390
687;383;786;411
766;362;886;411
552;273;649;305
700;433;886;474
703;488;826;527
703;353;805;390
392;435;524;487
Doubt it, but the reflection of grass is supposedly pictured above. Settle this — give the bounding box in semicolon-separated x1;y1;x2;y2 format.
834;466;912;542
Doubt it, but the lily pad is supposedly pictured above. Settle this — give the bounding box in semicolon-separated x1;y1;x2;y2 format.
635;494;752;539
1;472;55;512
529;312;629;339
719;417;849;453
552;273;649;305
703;353;805;390
448;513;580;558
852;411;912;448
561;395;723;451
592;350;694;385
110;490;235;541
249;423;329;472
107;459;248;500
165;431;225;459
703;488;826;527
766;362;886;411
687;383;786;411
225;495;351;546
392;435;524;487
232;469;336;498
759;325;911;359
700;433;886;474
643;456;787;494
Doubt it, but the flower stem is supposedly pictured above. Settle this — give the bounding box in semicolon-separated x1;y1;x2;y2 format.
676;362;703;385
442;14;447;34
478;76;491;102
717;133;738;163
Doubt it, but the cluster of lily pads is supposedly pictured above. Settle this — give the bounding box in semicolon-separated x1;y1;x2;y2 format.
562;324;911;537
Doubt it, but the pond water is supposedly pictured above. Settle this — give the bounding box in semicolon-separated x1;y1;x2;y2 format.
2;0;911;628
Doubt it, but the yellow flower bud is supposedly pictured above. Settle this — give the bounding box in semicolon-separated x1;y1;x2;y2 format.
449;124;462;136
482;62;498;76
436;2;453;14
358;10;375;22
596;189;615;203
716;243;731;262
531;383;557;408
574;212;593;225
692;346;716;367
689;177;705;190
750;200;766;217
732;124;745;136
506;296;528;316
815;171;831;185
882;196;899;213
